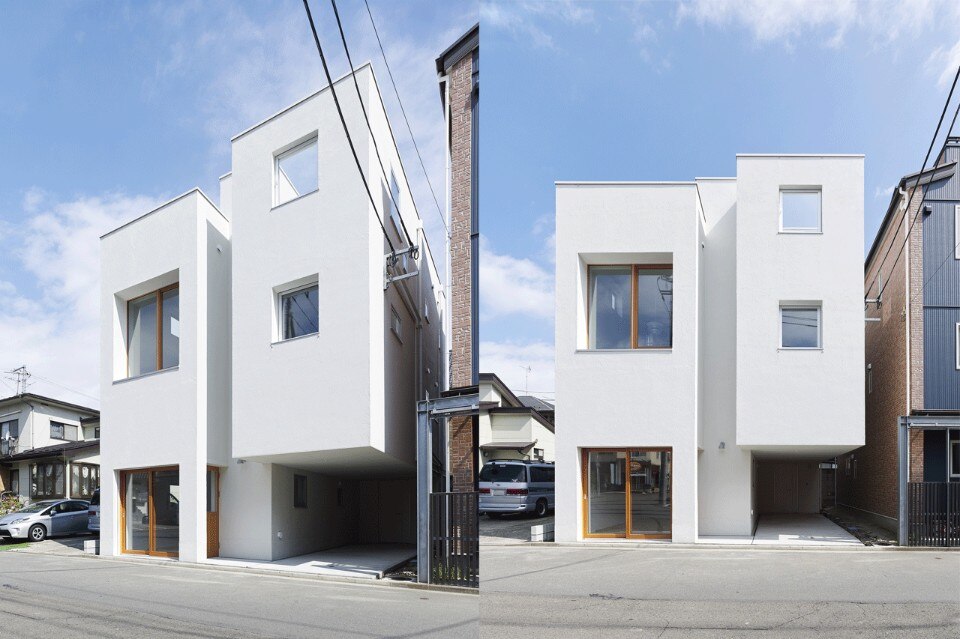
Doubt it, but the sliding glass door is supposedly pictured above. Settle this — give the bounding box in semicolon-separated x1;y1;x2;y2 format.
582;448;672;539
120;467;179;557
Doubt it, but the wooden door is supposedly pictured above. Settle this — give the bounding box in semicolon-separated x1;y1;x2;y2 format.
206;467;219;558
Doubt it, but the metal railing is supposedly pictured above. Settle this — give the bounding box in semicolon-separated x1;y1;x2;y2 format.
906;482;960;547
429;492;479;587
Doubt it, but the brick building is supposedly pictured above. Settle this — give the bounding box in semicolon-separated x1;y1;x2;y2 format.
437;25;479;493
837;138;960;535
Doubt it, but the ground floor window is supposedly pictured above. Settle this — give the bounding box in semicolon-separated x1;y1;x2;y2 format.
9;468;19;495
581;448;672;539
70;463;100;499
30;462;65;499
120;467;180;557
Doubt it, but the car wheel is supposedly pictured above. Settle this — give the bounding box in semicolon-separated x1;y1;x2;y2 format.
29;524;47;542
535;499;548;517
487;513;502;519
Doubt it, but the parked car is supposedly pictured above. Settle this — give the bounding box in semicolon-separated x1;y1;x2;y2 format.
479;460;555;518
88;489;100;533
0;499;91;542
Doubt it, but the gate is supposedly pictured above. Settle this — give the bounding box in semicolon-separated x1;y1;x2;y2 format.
906;482;960;547
429;492;479;587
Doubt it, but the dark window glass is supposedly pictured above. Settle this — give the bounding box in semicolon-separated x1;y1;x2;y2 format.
636;269;672;347
281;285;319;340
781;307;820;348
294;474;308;508
162;287;180;369
588;267;632;349
479;463;526;483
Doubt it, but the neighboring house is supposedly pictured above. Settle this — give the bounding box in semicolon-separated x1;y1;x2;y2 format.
0;394;100;503
554;154;865;542
437;24;479;493
478;373;555;463
837;137;960;536
99;64;444;562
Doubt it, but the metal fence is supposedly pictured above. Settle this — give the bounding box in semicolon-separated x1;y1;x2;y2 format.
907;482;960;547
429;492;479;588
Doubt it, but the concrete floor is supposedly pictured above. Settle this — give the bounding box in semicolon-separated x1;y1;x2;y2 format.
208;543;415;579
481;544;960;638
699;513;863;546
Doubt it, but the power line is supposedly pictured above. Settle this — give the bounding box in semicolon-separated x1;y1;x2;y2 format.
363;0;448;237
330;0;414;249
876;95;960;302
28;373;100;402
867;65;960;303
301;0;396;257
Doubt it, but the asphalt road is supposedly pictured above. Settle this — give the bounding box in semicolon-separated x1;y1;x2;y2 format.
0;551;479;638
480;545;960;638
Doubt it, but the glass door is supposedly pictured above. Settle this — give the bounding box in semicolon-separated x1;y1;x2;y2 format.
120;467;179;557
583;448;672;539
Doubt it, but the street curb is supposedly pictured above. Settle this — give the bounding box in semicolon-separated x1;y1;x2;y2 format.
18;547;479;595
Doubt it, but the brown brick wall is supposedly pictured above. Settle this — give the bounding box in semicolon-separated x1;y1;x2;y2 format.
836;186;923;520
448;52;474;390
446;50;476;493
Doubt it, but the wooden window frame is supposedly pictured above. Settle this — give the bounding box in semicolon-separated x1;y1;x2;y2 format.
126;283;179;378
586;264;673;350
30;462;65;499
119;466;179;558
70;462;100;499
580;447;672;540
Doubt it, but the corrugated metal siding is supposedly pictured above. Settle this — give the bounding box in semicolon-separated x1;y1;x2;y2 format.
922;201;960;307
923;307;960;409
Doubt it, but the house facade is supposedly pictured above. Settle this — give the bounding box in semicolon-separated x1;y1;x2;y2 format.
99;64;444;563
478;373;555;463
837;137;960;535
554;155;865;542
0;394;100;503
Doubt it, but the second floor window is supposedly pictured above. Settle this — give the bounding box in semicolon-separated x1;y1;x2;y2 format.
50;421;79;441
1;419;18;455
128;284;179;377
780;305;821;349
780;189;822;233
279;283;319;340
588;265;673;349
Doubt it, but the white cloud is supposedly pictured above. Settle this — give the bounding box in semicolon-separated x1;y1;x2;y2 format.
874;184;895;200
480;0;594;50
0;191;164;406
928;37;960;88
479;237;554;320
481;339;555;397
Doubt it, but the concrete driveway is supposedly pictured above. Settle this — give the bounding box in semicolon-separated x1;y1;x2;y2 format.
480;512;554;545
699;514;863;546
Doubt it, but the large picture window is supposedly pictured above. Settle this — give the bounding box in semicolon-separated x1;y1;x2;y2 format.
31;462;65;499
582;448;672;539
128;284;179;377
120;467;180;557
588;265;673;349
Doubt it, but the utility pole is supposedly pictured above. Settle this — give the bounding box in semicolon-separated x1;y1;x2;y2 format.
6;366;30;395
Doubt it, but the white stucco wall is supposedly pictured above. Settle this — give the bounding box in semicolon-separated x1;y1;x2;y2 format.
555;183;701;543
735;156;865;456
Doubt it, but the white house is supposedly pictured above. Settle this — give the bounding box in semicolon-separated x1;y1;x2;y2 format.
478;373;555;463
554;155;865;543
0;394;100;503
99;64;444;563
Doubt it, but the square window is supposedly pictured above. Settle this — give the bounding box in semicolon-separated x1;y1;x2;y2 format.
274;137;318;207
780;189;822;232
279;284;319;340
780;305;821;349
127;284;179;378
588;265;672;349
294;474;307;508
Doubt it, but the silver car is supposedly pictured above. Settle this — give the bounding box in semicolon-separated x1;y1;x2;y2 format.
479;460;555;517
0;499;91;542
88;489;100;533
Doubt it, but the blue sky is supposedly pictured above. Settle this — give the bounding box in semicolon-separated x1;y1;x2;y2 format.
480;0;960;399
0;0;473;406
